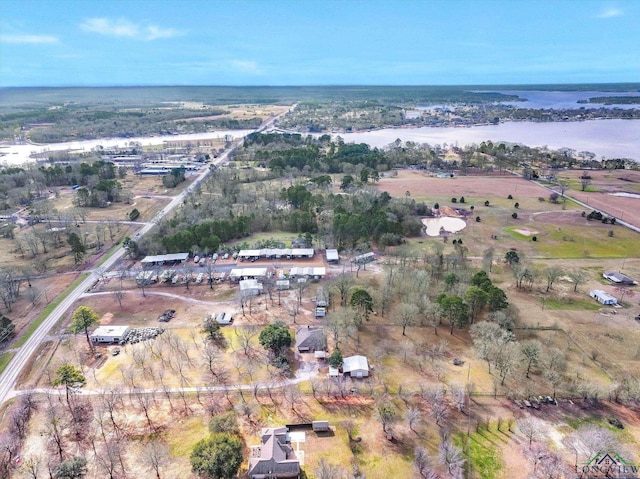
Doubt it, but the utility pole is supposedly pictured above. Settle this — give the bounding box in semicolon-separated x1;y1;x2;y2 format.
466;362;472;479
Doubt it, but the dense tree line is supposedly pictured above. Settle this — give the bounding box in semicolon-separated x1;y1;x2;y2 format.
0;104;260;142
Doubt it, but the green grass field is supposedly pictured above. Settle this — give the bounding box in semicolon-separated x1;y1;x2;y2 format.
456;429;504;479
543;297;602;311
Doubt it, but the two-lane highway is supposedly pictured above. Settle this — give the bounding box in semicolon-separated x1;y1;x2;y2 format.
0;111;285;406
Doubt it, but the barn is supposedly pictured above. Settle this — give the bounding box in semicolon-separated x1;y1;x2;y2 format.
342;355;370;378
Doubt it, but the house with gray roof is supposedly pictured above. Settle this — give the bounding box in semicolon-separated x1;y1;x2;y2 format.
295;326;326;353
603;271;637;285
248;427;300;479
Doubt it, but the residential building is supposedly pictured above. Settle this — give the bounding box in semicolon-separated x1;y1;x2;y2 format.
248;427;300;479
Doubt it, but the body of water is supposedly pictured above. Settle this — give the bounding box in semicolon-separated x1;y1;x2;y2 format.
480;90;640;110
0;130;253;166
337;119;640;161
421;217;467;237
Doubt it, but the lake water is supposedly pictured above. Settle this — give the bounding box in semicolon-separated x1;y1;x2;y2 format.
0;130;253;166
337;119;640;161
1;119;639;166
421;217;467;237
478;90;640;110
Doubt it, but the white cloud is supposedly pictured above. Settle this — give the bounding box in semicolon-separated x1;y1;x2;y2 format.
228;60;262;74
594;8;623;18
80;17;182;41
1;34;59;44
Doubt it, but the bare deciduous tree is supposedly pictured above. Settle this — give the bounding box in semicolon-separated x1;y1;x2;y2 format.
438;440;466;478
140;439;170;479
414;446;439;479
517;416;544;446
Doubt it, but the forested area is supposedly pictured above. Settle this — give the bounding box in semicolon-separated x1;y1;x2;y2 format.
0;160;129;215
0;105;261;142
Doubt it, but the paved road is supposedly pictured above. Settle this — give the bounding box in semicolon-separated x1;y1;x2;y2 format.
0;112;285;406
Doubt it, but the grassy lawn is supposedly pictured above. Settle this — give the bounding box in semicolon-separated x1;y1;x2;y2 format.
13;273;88;348
543;297;602;311
564;415;636;443
531;225;639;259
455;430;503;479
0;352;16;376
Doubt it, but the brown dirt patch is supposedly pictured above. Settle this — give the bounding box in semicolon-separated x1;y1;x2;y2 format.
377;170;549;199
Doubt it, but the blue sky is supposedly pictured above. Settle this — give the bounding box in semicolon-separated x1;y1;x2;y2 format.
1;0;638;86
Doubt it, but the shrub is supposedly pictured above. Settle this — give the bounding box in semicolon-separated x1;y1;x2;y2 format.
451;197;457;203
608;230;614;237
532;236;537;241
507;194;513;200
209;411;239;434
475;216;481;222
433;202;440;210
484;200;490;207
514;202;519;209
459;196;465;203
538;197;546;202
512;212;518;219
328;349;343;369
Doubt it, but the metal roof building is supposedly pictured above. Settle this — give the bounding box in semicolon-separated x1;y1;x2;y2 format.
91;325;130;344
141;253;189;266
342;355;370;378
325;249;339;263
229;267;270;281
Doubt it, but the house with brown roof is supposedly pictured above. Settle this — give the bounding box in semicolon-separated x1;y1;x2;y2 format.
248;427;301;479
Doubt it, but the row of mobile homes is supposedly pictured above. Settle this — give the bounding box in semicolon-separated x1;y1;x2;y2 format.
141;253;189;268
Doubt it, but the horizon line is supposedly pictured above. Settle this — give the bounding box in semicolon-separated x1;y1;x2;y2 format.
2;81;640;89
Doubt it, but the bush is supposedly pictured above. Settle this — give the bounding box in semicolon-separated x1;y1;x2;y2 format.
532;236;537;242
451;197;457;203
459;196;465;203
608;230;614;237
476;216;481;222
328;348;343;369
512;212;518;219
514;202;519;209
484;200;490;207
191;433;243;479
433;202;440;209
209;411;239;434
538;197;546;202
507;194;513;200
129;208;140;221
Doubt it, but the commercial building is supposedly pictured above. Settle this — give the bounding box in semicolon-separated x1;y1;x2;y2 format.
90;326;130;344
